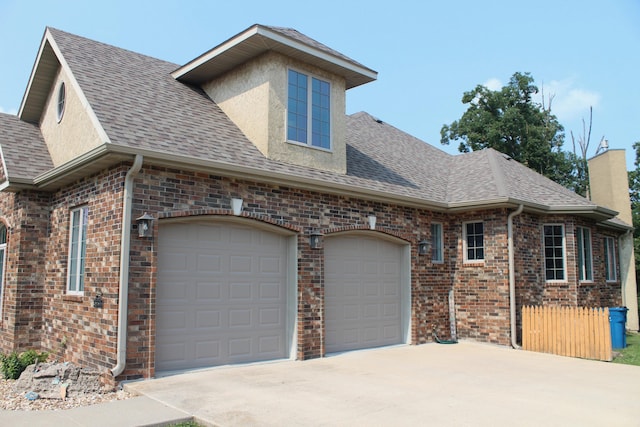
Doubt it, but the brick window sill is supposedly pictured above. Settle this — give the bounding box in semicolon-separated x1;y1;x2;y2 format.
62;295;84;303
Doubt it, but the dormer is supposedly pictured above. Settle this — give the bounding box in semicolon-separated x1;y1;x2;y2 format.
172;25;377;174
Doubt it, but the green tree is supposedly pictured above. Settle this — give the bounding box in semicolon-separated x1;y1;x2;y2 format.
441;72;580;191
628;141;640;288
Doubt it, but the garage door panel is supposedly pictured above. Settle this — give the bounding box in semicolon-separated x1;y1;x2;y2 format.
363;304;380;318
259;307;282;326
196;254;221;272
342;304;359;320
157;342;186;364
259;256;282;273
156;310;188;331
195;310;221;329
230;256;252;273
195;281;221;300
259;282;281;299
195;340;220;357
363;262;379;275
228;308;252;328
259;335;281;354
229;282;252;300
363;283;380;297
157;221;289;371
382;303;399;317
157;281;189;300
325;235;405;353
383;282;399;296
228;338;252;357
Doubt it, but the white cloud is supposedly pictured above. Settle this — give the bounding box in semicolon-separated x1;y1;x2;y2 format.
483;78;503;91
537;78;600;122
0;106;18;115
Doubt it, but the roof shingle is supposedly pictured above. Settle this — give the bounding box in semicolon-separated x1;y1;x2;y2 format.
0;27;614;222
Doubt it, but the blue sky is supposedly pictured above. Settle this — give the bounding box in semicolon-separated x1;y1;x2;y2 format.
1;0;639;169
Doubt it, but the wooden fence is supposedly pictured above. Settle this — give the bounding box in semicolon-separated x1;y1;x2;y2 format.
522;306;612;361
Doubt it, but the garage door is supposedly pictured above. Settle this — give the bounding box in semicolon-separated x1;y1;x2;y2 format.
156;220;291;372
324;234;406;353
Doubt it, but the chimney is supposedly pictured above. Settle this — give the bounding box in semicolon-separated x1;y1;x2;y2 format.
588;148;638;331
588;149;632;225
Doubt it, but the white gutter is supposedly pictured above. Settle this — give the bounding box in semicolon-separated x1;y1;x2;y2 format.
508;204;524;349
111;154;143;377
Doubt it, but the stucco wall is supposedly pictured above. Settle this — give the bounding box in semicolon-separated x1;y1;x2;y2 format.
202;52;347;174
39;68;103;167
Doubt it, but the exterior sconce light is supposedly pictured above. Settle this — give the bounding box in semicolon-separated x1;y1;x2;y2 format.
310;230;323;249
368;215;377;230
418;239;431;256
136;212;154;238
93;290;103;309
231;198;243;216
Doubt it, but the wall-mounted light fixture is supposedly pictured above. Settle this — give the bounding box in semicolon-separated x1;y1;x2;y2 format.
418;239;431;256
231;198;243;216
368;215;377;230
93;290;103;309
136;212;154;238
310;230;323;249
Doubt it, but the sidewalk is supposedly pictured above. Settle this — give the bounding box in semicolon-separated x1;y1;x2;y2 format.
0;395;191;427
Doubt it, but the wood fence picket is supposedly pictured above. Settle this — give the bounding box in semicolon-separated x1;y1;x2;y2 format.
522;306;612;362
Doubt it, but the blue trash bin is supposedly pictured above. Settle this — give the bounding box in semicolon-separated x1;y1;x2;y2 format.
609;307;628;349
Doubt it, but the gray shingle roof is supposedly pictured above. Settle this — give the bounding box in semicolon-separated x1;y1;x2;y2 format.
0;27;617;223
0;113;52;180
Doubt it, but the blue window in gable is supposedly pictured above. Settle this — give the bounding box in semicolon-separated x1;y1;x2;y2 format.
287;69;330;149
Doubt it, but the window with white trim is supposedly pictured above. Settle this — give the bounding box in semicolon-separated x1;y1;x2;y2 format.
287;69;331;149
0;224;6;316
67;207;88;295
604;236;617;282
57;82;66;123
431;223;443;263
576;227;593;281
464;221;484;262
543;224;565;281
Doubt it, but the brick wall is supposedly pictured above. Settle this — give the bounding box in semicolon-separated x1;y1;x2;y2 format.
124;165;460;378
0;161;625;379
40;166;126;372
450;210;511;345
0;190;50;352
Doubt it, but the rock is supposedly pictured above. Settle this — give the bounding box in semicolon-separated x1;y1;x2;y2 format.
13;362;110;399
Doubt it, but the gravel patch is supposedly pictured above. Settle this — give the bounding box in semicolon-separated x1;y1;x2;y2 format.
0;378;132;411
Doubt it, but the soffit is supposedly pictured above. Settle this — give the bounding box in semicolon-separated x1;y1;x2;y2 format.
19;41;59;124
173;25;377;89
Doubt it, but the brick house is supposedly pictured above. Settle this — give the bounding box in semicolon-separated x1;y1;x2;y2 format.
0;24;636;381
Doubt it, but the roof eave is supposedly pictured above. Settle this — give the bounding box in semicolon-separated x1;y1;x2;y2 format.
17;145;622;226
18;29;60;123
172;24;377;89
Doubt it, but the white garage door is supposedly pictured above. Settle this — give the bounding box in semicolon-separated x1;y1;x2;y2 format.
325;234;406;353
156;220;290;372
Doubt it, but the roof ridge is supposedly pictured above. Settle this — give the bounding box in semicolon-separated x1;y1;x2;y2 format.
486;148;508;197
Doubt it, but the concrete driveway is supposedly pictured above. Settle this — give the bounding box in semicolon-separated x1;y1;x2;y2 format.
126;342;640;426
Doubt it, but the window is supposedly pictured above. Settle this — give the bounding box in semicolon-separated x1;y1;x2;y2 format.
464;222;484;262
431;223;443;263
67;207;88;294
0;224;6;316
56;82;66;122
576;227;593;281
543;224;565;281
604;236;617;282
287;69;331;149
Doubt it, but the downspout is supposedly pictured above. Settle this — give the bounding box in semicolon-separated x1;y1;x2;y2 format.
111;154;144;377
508;204;524;349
